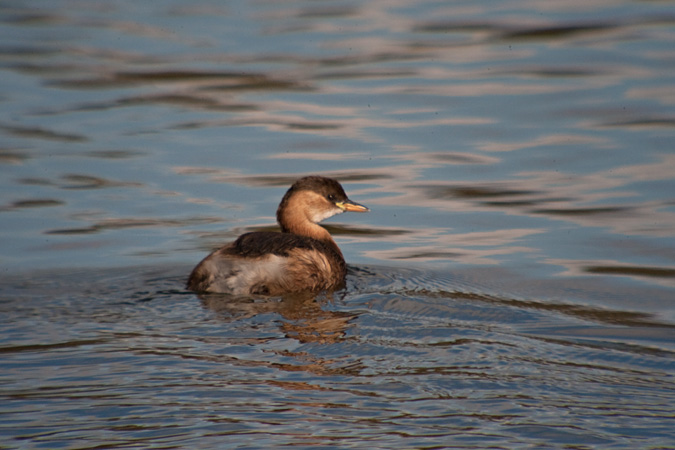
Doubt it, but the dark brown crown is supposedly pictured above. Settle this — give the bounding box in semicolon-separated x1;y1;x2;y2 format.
284;176;347;201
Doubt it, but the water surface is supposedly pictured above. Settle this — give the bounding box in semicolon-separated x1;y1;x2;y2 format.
1;1;674;448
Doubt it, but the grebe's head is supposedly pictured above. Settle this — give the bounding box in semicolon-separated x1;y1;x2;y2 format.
277;176;369;227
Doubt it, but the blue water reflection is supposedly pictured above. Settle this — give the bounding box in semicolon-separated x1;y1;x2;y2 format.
1;0;674;448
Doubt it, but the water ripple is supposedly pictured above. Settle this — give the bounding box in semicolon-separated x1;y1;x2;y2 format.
1;0;674;448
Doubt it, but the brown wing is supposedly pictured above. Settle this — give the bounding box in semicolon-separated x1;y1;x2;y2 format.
230;231;332;258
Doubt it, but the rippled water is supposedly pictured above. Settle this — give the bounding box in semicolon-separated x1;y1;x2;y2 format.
1;1;674;449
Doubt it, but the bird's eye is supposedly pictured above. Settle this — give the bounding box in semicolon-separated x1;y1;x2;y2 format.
327;194;336;202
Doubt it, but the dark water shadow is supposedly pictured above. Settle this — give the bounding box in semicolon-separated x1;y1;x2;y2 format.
343;265;675;360
347;265;674;327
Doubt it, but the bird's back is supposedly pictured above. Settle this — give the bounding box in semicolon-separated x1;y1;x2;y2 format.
186;231;346;295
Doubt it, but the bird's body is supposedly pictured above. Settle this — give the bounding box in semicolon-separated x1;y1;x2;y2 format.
187;176;368;296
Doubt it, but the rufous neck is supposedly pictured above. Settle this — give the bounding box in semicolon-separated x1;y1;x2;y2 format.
278;208;342;255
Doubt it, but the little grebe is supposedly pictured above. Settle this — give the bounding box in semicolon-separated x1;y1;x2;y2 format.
187;176;369;296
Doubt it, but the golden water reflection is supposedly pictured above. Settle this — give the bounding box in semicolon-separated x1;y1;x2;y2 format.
202;291;355;345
